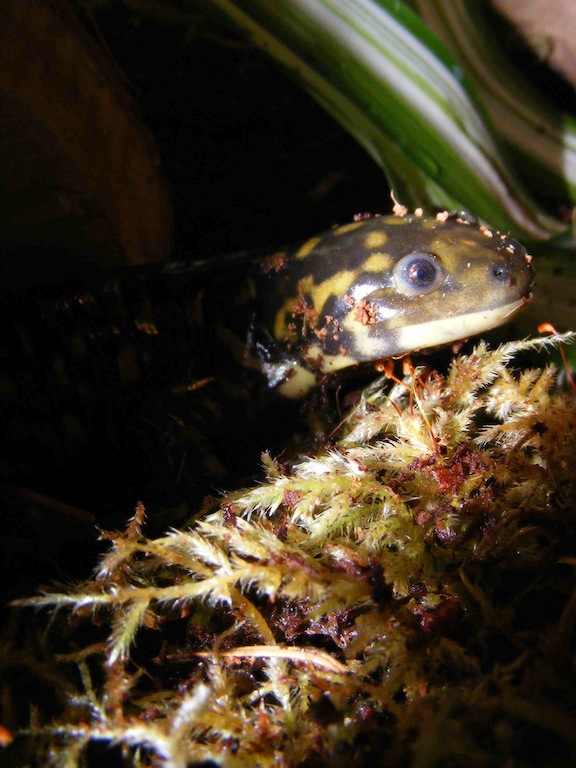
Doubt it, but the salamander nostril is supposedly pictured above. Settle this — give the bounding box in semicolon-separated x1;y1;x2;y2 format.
491;266;510;283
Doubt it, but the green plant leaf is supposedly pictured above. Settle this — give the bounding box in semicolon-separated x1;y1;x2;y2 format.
205;0;566;240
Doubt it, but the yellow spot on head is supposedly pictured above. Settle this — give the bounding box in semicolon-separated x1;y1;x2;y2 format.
333;221;364;236
273;270;357;341
363;252;393;273
296;236;322;260
384;216;413;226
364;231;388;249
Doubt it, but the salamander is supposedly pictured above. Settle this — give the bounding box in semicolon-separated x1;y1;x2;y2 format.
0;210;533;505
247;211;533;396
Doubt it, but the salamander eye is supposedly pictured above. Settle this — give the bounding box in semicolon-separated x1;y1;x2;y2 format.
393;252;445;297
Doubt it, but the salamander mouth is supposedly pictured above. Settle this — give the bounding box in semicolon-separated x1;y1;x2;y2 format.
499;291;532;320
390;295;532;356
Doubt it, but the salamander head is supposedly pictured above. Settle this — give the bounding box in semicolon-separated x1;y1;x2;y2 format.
260;213;533;397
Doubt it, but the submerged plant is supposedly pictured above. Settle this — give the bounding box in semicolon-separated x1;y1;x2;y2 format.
6;334;576;767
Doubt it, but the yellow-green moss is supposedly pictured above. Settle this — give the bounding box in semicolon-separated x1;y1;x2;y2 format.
6;333;576;767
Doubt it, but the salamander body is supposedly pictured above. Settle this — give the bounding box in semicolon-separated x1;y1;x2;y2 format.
1;210;533;503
